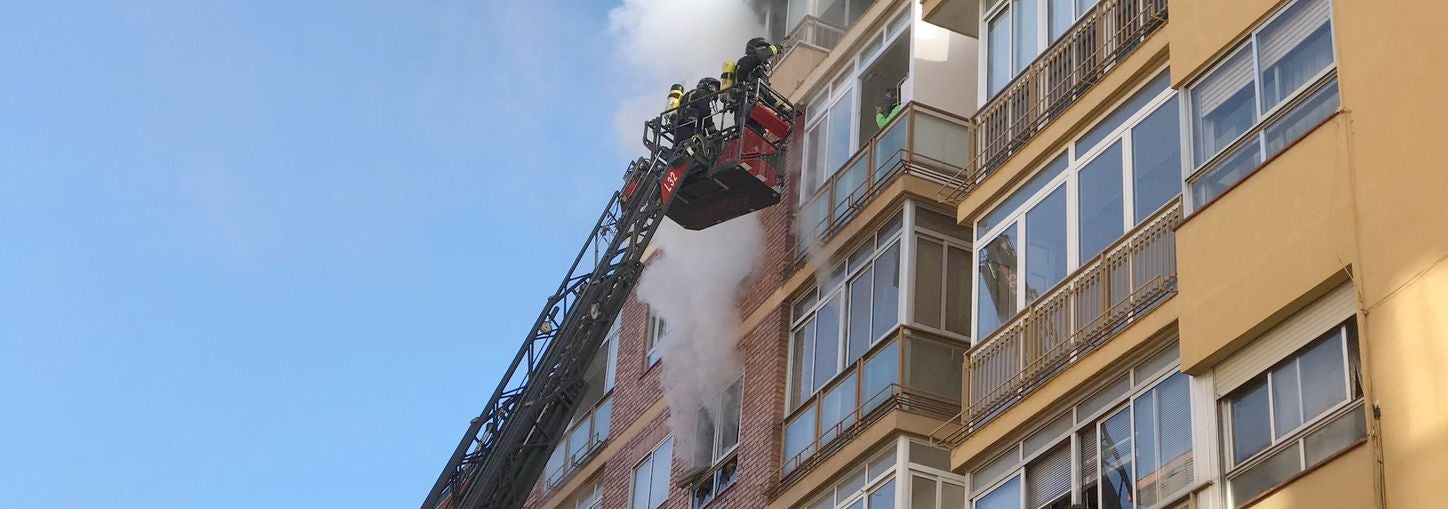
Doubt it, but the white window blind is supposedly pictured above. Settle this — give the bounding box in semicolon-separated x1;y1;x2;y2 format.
1214;283;1356;397
1257;0;1332;71
1194;47;1255;117
1027;443;1072;507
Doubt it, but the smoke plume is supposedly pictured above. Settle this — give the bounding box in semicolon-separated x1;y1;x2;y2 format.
607;0;764;467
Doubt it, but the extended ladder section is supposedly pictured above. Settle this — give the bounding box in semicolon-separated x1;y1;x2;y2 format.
421;80;796;509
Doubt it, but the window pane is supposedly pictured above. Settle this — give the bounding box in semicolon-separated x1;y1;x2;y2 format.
915;237;946;329
1079;142;1125;261
632;459;652;509
694;407;716;466
1048;0;1073;40
828;92;855;175
821;373;858;444
870;448;898;479
1131;97;1183;222
1230;379;1273;464
1100;409;1135;509
1300;332;1349;422
649;439;673;507
807;123;828;192
1156;374;1194;484
944;482;967;509
792;324;816;409
1013;0;1038;72
1191;48;1257;166
906;337;964;399
871;241;902;340
1270;360;1303;437
719;381;742;454
594;397;613;443
1190;136;1262;207
980;154;1069;238
911;441;953;470
1076;0;1099;15
1257;0;1334;111
783;407;817;471
816;294;843;392
1028;443;1073;508
1078;71;1170;155
848;273;873;365
977;228;1019;339
862;340;900;412
1133;390;1158;491
1304;407;1366;466
988;12;1011;97
1264;79;1340;156
839;467;868;501
1025;186;1068;302
912;476;938;509
976;475;1021;509
1229;443;1301;507
870;478;898;509
1080;375;1130;420
946;246;973;335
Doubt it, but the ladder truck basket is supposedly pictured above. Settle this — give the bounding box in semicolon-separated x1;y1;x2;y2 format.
648;81;799;230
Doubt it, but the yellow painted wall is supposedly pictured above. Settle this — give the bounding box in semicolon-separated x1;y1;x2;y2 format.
1247;444;1375;509
1173;117;1357;373
1172;0;1448;507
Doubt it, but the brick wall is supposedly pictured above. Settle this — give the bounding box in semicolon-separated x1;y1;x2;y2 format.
525;111;809;509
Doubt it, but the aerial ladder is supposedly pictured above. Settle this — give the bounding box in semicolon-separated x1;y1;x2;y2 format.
420;59;797;509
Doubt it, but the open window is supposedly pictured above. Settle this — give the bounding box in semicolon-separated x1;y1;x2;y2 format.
858;31;911;143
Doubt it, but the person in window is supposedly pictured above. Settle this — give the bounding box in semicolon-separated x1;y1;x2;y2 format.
875;88;903;129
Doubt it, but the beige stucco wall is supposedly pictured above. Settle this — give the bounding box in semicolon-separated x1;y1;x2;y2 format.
1171;0;1448;506
1174;116;1357;373
911;19;979;118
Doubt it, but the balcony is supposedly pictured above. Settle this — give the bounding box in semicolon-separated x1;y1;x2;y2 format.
542;396;613;491
954;200;1181;436
773;325;966;491
799;103;974;249
782;14;846;55
941;0;1169;203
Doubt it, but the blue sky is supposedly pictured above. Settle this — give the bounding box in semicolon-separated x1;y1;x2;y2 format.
0;1;639;507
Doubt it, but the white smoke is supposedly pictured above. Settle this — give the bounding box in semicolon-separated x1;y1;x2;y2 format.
607;0;765;467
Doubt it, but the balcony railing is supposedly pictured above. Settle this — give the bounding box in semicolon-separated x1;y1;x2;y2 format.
772;326;966;493
542;395;613;491
954;200;1182;438
940;0;1169;203
783;15;846;55
799;102;974;249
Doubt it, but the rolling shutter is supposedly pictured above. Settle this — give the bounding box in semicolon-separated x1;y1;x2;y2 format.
1214;283;1356;397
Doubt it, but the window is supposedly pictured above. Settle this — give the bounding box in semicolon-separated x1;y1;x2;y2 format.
571;479;604;509
632;437;674;509
1221;321;1363;507
971;343;1193;509
984;0;1099;97
544;322;620;489
691;379;744;508
791;216;904;409
1187;0;1338;208
646;314;667;366
912;209;973;336
974;72;1178;339
800;446;905;509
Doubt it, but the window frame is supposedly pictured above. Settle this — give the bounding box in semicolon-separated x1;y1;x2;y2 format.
631;436;676;509
968;342;1191;509
788;212;907;410
645;313;667;367
690;377;744;509
1218;321;1363;507
979;0;1097;100
1183;0;1339;210
972;68;1178;341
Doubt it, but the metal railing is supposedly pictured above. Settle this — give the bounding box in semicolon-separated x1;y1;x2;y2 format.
952;200;1182;439
799;102;974;250
542;395;612;491
940;0;1169;203
783;15;846;54
771;326;966;493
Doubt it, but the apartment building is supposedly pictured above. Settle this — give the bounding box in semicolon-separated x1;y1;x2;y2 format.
525;0;1448;508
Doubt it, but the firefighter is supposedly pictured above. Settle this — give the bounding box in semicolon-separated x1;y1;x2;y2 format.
734;37;781;86
675;77;720;143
